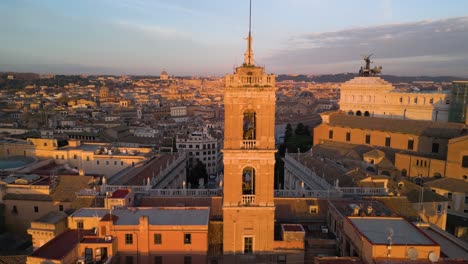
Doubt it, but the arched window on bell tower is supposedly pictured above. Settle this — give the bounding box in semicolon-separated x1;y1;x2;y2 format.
243;110;256;140
242;167;255;195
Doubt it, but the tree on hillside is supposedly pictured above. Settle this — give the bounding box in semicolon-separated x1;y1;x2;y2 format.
295;123;307;135
284;123;293;142
188;160;208;188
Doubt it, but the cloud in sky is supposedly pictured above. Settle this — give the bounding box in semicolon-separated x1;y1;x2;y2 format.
1;0;468;77
264;16;468;76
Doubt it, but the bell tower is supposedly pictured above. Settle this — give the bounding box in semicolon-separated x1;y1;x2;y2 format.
222;0;276;254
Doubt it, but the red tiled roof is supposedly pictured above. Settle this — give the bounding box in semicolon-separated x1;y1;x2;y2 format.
111;189;130;198
30;229;93;260
100;214;119;222
81;237;113;244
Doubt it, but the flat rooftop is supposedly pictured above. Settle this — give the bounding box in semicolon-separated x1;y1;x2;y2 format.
111;207;210;226
349;217;435;245
30;229;93;260
34;211;67;224
70;208;109;218
419;225;468;259
71;207;210;226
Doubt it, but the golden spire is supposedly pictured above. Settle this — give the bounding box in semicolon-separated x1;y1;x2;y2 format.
244;0;254;66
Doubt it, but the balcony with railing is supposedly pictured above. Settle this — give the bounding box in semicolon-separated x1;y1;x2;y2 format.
242;195;255;205
242;140;257;149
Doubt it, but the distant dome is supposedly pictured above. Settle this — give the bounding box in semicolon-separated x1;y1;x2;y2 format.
160;70;169;80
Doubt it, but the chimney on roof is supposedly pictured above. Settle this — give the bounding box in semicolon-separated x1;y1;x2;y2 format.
69;139;81;147
139;215;149;230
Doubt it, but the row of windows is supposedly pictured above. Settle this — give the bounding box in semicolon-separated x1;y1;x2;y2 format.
12;204;63;214
188;152;217;159
124;233;192;245
397;96;440;105
95;160;126;166
345;95;443;105
328;130;430;151
437;192;468;204
56;155;137;166
179;143;216;149
416;159;428;167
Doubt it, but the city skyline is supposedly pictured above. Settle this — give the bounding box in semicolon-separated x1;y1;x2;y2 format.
1;0;468;76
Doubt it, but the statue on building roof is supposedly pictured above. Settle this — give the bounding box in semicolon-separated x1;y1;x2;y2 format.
359;54;383;77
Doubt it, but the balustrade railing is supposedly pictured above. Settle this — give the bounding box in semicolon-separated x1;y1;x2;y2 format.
242;195;255;205
242;140;257;149
338;187;387;195
76;189;100;196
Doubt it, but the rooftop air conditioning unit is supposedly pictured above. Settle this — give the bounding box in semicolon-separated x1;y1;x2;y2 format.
321;226;329;234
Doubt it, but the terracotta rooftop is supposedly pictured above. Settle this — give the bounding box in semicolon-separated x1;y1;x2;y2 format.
0;255;28;264
397;180;448;203
51;175;93;202
100;214;119;222
330;200;392;217
81;236;113;244
425;178;468;193
34;211;67;224
108;154;175;185
282;224;305;232
329;112;467;139
110;189;130;198
275;198;328;221
30;229;93;260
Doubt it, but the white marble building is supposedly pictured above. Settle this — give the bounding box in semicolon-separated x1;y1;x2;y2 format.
339;77;450;122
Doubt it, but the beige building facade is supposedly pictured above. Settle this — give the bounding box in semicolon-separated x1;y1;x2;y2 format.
339;77;450;122
0;138;152;177
314;112;467;179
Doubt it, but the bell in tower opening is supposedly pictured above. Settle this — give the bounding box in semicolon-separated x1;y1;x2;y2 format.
243;111;256;140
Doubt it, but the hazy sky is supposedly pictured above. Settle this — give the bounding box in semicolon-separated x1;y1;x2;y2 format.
1;0;468;76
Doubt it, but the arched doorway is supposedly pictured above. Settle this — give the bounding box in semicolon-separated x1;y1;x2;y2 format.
364;111;370;117
348;110;354;115
356;111;362;116
242;167;255;195
433;172;442;179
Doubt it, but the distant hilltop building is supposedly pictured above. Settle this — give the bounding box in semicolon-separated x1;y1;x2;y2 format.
160;69;169;80
99;86;109;98
339;56;450;122
339;77;450;121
